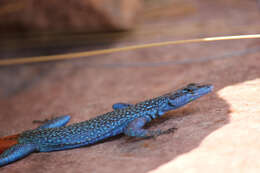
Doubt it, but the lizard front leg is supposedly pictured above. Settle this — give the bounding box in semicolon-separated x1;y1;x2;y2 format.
124;117;176;138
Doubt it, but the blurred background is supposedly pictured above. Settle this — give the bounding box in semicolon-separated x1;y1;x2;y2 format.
1;0;259;59
1;0;260;99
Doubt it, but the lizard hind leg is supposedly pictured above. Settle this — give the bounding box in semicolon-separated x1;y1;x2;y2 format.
0;143;36;167
36;115;71;129
0;134;20;154
112;103;133;110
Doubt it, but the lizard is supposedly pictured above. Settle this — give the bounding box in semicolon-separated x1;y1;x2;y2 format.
0;83;213;167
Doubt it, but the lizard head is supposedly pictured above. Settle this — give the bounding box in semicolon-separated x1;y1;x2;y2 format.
165;83;213;111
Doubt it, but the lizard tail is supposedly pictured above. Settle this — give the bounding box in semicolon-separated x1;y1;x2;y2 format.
0;134;20;154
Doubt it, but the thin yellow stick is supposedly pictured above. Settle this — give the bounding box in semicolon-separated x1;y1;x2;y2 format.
1;34;260;66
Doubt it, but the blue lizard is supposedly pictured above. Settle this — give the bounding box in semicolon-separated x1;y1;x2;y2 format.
0;83;213;167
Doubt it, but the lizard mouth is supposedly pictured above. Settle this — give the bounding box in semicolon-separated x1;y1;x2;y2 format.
0;134;20;154
195;84;213;96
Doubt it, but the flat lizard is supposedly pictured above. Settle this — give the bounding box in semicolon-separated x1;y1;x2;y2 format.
0;83;213;167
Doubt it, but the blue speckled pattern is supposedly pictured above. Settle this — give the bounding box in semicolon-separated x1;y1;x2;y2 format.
0;83;213;167
18;95;169;151
0;144;36;166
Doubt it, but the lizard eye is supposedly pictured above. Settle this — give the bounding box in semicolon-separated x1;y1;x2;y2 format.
184;88;190;92
182;88;192;93
168;102;176;107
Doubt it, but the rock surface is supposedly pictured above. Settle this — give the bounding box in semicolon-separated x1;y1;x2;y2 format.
150;80;260;173
1;0;260;172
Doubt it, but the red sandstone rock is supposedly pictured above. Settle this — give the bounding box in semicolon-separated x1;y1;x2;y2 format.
0;0;142;32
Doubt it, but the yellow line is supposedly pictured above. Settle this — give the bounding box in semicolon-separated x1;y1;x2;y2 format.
1;34;260;66
204;34;260;41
